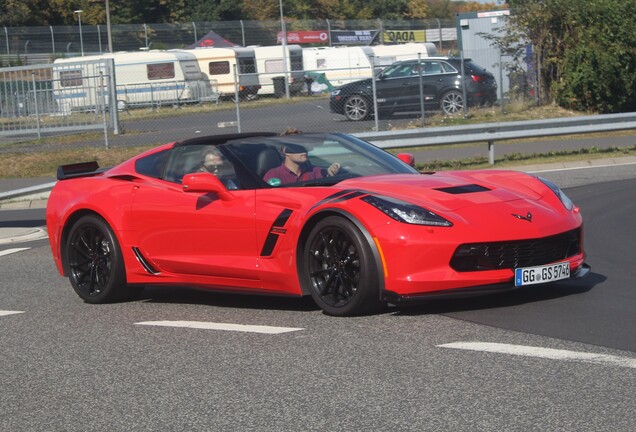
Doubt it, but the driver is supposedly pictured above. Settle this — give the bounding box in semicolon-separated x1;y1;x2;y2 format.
263;143;340;185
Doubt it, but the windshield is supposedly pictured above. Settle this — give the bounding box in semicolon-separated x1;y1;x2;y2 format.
223;133;418;188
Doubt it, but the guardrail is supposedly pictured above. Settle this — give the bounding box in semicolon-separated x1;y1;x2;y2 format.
355;112;636;164
1;112;635;203
0;181;56;203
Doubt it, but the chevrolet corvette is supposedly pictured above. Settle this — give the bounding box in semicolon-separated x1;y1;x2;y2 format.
46;132;590;316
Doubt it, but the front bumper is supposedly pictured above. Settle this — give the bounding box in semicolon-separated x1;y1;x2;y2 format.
382;263;591;304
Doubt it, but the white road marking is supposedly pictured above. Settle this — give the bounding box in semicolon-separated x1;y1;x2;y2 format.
0;310;25;317
0;248;30;257
527;160;636;174
134;320;304;334
438;342;636;369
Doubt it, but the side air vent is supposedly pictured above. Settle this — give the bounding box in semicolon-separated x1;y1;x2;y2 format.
132;247;161;275
435;184;490;194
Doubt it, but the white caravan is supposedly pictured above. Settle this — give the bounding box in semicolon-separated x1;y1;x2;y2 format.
252;45;305;96
369;42;438;67
302;46;375;87
53;50;216;111
179;47;260;99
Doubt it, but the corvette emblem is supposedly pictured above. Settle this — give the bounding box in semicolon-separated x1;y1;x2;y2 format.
512;212;533;222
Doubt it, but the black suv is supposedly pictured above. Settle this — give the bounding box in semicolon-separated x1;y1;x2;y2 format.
329;57;497;121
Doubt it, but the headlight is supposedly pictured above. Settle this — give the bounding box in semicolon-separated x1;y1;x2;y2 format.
362;195;452;227
331;89;341;96
538;177;574;210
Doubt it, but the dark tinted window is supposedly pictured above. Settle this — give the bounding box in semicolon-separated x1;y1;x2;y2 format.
59;70;83;87
135;149;169;179
147;63;175;80
441;62;458;73
290;56;303;71
238;58;256;74
209;61;230;75
463;60;488;75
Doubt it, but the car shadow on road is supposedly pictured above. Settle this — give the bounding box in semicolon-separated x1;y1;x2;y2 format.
390;271;606;316
137;286;321;313
131;272;605;317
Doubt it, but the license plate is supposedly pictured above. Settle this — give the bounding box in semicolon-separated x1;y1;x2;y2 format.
515;261;570;287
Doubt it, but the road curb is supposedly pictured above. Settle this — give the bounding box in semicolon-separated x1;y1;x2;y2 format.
0;227;48;245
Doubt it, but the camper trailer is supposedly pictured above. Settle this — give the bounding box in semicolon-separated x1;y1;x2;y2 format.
302;46;375;87
369;43;438;67
252;45;304;96
180;47;260;99
301;44;437;89
53;50;216;111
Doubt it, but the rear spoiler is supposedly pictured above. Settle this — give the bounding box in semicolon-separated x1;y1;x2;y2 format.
57;161;108;180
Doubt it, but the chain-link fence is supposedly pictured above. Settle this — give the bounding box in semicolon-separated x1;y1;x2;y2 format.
0;40;537;152
0;19;457;64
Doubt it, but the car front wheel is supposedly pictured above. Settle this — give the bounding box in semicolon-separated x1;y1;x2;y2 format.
303;216;382;316
440;90;464;115
343;95;371;121
66;215;128;304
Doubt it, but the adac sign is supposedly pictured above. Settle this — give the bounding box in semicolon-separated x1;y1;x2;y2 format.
383;30;427;43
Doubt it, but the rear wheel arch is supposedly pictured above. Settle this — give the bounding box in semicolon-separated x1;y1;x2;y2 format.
60;210;105;273
64;213;131;303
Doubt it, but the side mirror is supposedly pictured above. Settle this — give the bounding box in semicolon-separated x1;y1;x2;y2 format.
397;153;415;167
182;172;234;201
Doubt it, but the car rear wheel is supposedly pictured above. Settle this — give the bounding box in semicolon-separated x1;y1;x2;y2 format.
303;216;382;316
343;95;371;121
441;90;464;115
66;215;128;304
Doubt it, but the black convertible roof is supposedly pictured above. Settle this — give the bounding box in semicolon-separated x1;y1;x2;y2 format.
175;132;277;147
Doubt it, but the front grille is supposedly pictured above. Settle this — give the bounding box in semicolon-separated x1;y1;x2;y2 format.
450;228;581;272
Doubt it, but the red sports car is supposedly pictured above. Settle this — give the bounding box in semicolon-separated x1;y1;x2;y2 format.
46;132;590;316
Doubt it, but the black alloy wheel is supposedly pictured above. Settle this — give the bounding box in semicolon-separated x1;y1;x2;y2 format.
66;215;128;303
304;216;381;316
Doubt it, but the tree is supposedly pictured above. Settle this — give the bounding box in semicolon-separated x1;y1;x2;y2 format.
406;0;429;19
555;0;636;113
506;0;636;112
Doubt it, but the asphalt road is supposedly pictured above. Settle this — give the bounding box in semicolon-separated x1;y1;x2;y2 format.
13;98;632;157
1;161;635;431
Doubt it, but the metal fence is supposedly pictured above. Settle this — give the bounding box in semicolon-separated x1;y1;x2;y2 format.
0;61;115;145
0;19;457;64
0;43;541;151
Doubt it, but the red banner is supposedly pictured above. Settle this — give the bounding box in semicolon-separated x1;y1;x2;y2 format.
277;31;329;44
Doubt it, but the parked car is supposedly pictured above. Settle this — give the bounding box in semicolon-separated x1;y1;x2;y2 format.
46;132;588;317
330;57;498;121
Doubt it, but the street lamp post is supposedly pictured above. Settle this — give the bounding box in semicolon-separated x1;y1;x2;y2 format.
105;0;113;52
74;9;84;56
279;0;290;98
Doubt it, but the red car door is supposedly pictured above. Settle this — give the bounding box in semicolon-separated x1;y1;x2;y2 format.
130;180;259;282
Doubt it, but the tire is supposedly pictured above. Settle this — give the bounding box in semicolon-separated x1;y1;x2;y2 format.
343;94;371;121
116;100;128;111
66;215;128;304
440;90;464;115
303;216;382;316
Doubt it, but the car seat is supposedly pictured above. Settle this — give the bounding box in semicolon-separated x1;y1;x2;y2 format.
255;147;282;177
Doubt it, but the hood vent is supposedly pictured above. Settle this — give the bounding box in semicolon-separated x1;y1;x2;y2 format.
435;184;491;194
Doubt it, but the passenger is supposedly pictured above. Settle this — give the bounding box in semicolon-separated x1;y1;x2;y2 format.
263;143;340;185
199;146;239;189
199;147;225;175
